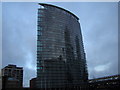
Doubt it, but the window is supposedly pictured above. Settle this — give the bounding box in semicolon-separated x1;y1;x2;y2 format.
44;7;47;9
38;18;42;21
38;31;42;35
37;66;43;70
38;14;43;17
38;10;44;13
38;26;43;31
52;16;55;19
37;47;42;51
37;41;42;46
37;36;41;40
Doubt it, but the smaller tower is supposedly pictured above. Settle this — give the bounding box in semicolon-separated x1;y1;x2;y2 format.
2;64;23;88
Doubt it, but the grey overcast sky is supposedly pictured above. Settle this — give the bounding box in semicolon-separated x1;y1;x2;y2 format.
2;2;118;87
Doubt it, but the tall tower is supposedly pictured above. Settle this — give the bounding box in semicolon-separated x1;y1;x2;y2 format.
37;3;88;88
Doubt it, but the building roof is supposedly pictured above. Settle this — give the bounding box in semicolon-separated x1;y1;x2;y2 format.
3;64;23;69
30;77;36;81
38;3;79;20
89;74;120;83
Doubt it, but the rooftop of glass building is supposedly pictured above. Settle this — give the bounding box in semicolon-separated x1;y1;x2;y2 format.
38;3;79;20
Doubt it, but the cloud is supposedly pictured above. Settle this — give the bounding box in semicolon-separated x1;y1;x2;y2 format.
94;63;111;72
25;52;36;70
2;2;37;87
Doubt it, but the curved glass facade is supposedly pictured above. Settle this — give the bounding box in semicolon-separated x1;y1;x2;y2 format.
37;3;88;88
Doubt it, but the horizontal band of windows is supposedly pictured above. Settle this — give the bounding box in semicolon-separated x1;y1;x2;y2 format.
37;34;64;38
38;18;42;21
38;29;64;37
37;49;42;51
37;54;62;56
37;51;61;57
37;72;66;74
37;47;63;50
36;79;67;81
37;21;44;24
37;41;64;44
37;50;61;52
36;76;67;78
37;78;67;80
37;57;62;59
37;72;67;75
37;61;65;64
37;58;60;60
37;32;42;35
38;14;44;17
37;55;62;58
38;10;44;13
37;43;65;47
37;27;43;30
37;44;43;46
37;24;45;27
37;36;64;39
37;47;56;49
37;37;64;40
37;45;43;47
37;54;61;56
37;49;64;52
37;66;66;69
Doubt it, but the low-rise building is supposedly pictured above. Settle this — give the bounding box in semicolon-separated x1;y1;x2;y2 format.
30;78;36;88
89;74;120;89
2;64;23;88
2;76;20;88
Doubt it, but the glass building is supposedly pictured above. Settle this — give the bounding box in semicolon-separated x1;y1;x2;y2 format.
37;3;88;88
